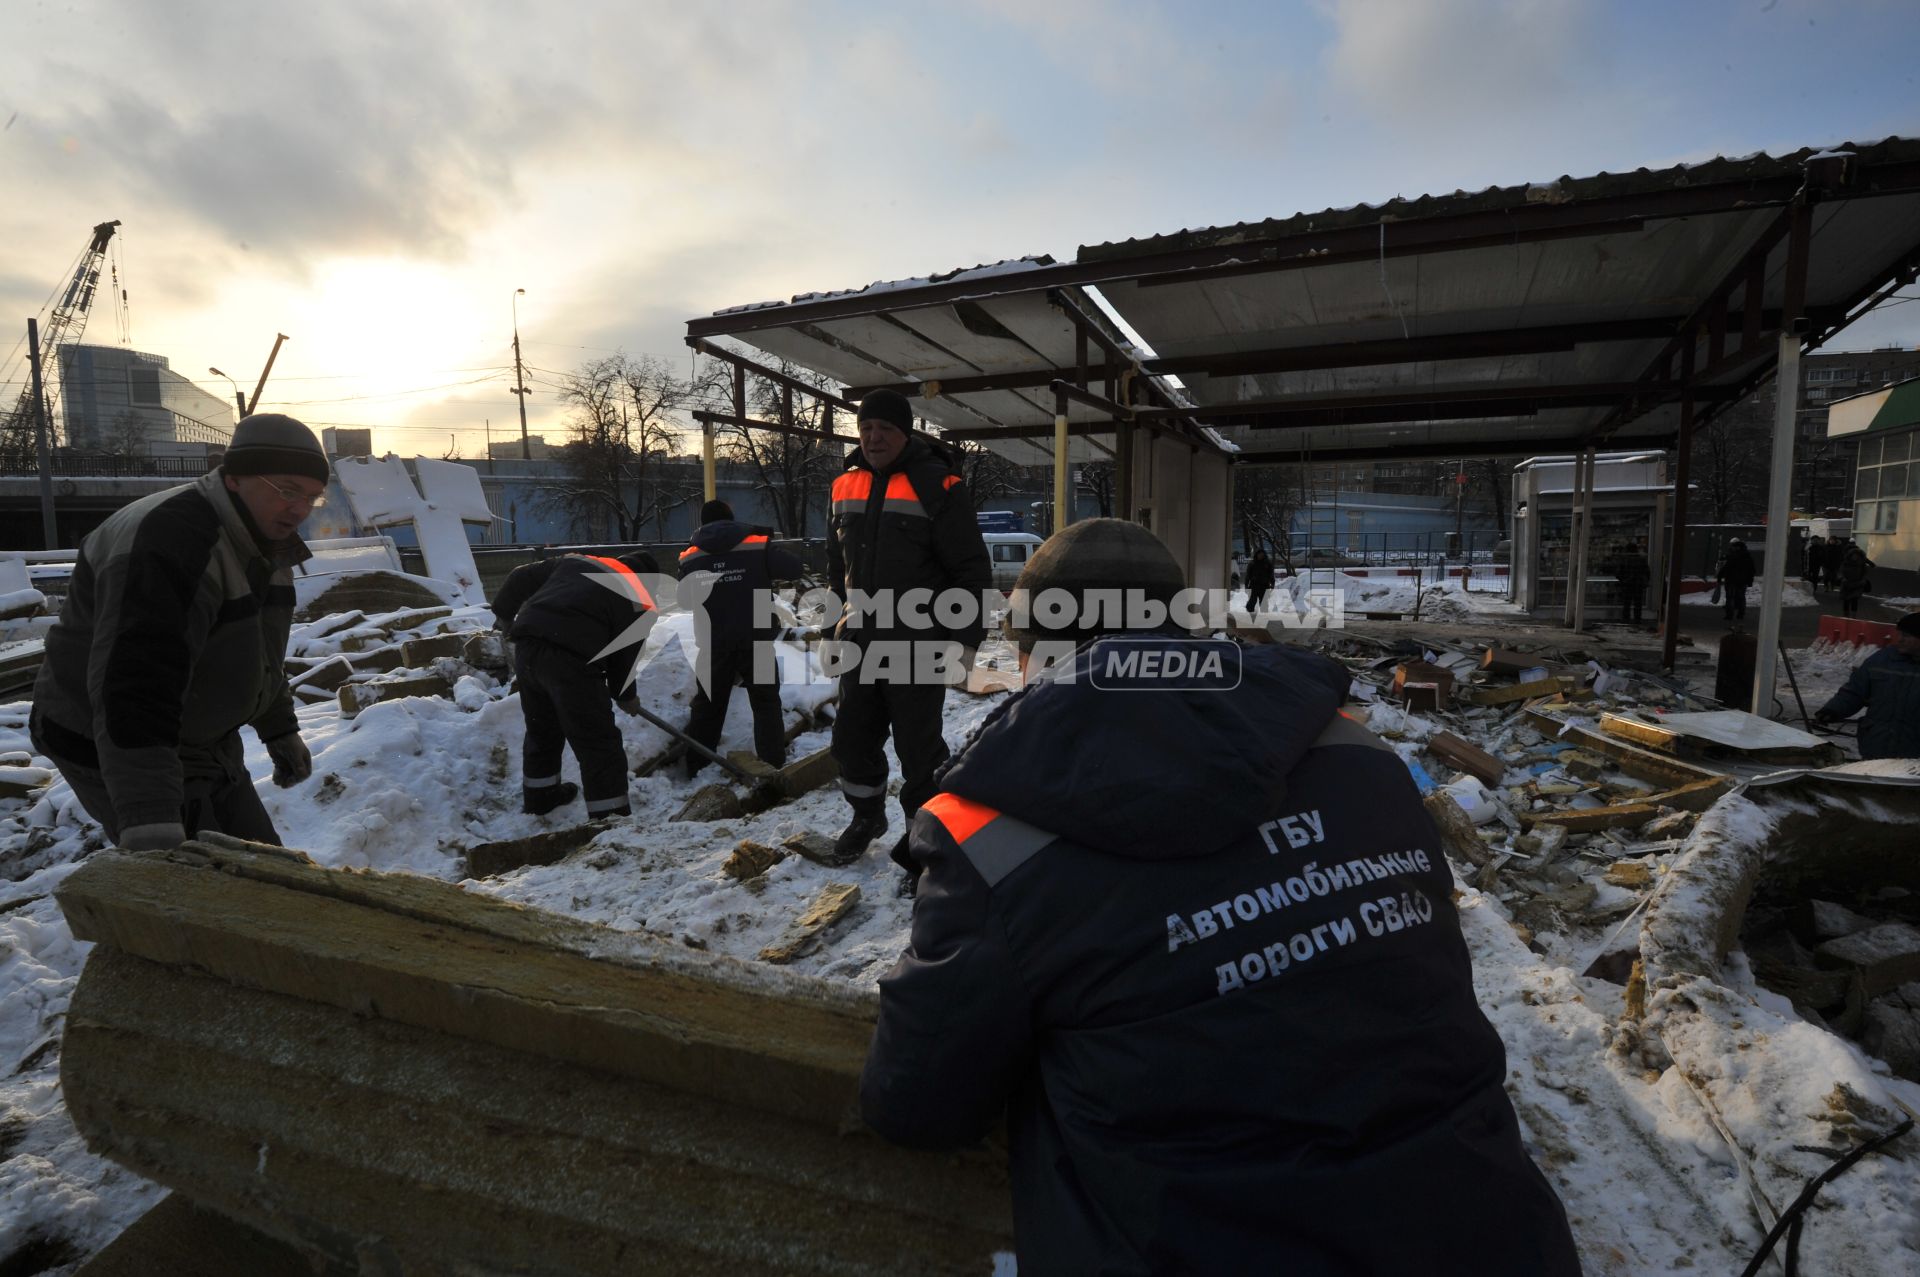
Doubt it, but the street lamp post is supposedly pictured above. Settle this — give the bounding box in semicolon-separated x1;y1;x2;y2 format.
511;289;531;461
209;367;246;419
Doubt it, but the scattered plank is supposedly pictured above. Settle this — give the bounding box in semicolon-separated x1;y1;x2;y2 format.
759;883;861;965
1427;731;1505;787
338;671;453;718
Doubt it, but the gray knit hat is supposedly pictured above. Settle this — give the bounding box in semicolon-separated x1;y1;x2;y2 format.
223;413;329;484
1002;518;1187;650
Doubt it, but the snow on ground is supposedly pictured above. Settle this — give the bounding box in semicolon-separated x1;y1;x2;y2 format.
1683;580;1822;609
0;595;1911;1273
1242;572;1528;625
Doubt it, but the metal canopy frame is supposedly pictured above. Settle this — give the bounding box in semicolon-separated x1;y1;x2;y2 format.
684;137;1920;696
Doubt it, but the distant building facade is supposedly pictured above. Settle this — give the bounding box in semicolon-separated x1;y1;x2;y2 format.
57;344;234;453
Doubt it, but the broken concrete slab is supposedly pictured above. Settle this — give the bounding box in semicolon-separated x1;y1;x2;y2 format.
289;654;355;694
672;783;744;824
462;631;508;670
781;832;847;868
1808;899;1878;941
338;672;453;718
759;883;862;965
464;824;607;879
55;842;1012;1273
1815;923;1920;999
400;632;470;667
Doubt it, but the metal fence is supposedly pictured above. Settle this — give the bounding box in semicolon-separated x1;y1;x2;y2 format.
0;452;217;479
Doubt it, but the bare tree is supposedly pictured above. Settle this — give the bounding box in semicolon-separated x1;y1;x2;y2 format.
1079;460;1116;517
100;408;150;459
1234;463;1301;570
1690;393;1773;523
719;359;842;537
541;354;718;541
937;436;1027;512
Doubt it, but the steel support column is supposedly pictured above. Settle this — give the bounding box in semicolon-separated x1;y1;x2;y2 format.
1751;196;1812;714
1661;388;1697;670
1751;332;1802;713
1053;386;1070;535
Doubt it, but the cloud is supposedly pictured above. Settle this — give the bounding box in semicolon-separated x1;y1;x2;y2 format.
1321;0;1599;134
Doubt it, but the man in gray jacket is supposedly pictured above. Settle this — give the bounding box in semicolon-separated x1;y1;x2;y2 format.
30;413;325;850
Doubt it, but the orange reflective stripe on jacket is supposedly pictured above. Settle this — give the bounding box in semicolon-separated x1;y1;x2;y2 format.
831;469;927;519
921;791;1058;888
742;534;769;547
585;555;656;610
923;792;999;844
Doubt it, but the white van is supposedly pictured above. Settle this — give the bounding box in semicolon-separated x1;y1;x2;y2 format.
983;532;1044;591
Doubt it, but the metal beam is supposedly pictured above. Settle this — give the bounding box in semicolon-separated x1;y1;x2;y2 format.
690;410;857;446
686;172;1835;339
1136;381;1738;422
687;338;861;413
1229;435;1667;465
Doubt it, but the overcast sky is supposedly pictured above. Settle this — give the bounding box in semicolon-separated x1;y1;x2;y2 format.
3;0;1917;456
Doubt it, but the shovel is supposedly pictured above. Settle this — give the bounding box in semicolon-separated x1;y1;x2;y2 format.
625;701;812;814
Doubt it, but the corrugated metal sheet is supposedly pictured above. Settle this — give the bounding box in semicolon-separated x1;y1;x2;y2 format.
688;139;1920;462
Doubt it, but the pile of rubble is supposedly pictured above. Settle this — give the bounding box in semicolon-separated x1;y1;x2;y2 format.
1302;628;1840;969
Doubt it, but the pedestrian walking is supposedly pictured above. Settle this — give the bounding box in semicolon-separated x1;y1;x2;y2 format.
1716;538;1756;622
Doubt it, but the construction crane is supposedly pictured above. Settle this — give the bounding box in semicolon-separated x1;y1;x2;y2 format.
1;219;123;463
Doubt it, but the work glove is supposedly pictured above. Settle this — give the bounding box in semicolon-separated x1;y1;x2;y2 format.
119;821;187;852
265;732;313;788
617;694;642;716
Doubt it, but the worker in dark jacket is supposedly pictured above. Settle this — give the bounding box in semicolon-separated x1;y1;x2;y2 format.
826;389;992;866
677;499;805;778
861;518;1581;1277
1816;613;1920;759
1716;538;1756;621
492;550;659;818
30;413;324;849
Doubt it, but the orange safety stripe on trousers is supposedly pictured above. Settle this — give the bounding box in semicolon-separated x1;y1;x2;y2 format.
585;555;656;610
922;792;1000;844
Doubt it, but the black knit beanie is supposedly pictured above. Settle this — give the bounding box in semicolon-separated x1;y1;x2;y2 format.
700;499;733;523
1002;518;1187;650
222;413;330;484
857;389;913;434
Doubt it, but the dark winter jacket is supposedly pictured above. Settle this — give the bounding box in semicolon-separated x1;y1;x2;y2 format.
860;638;1580;1275
1716;545;1756;591
1838;547;1873;599
1611;552;1652;591
1820;645;1920;760
1244;552;1275;597
677;520;805;645
492;554;657;697
31;470;305;833
828;436;992;649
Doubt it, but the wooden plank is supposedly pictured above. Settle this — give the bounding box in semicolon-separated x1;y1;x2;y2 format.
1521;706;1726;790
1427;731;1505;787
1462;677;1565;706
54;841;879;1127
1524;801;1664;832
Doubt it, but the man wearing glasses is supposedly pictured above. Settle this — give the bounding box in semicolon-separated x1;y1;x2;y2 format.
32;413;328;850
